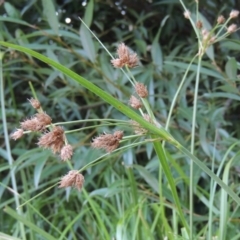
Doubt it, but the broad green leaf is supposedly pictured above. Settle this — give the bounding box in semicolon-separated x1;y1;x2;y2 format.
42;0;59;35
4;2;21;19
34;157;48;188
225;58;237;80
80;0;96;62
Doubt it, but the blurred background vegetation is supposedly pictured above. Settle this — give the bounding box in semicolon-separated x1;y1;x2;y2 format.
1;0;240;239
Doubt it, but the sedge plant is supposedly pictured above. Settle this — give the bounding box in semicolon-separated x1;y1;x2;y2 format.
1;1;240;239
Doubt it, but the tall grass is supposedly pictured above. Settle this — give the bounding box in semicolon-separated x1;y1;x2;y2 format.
1;1;240;239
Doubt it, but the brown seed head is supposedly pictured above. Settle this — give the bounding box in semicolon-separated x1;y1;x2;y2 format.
60;144;73;161
28;98;41;109
135;82;148;98
35;112;52;127
130;114;154;135
111;43;139;68
217;15;225;24
91;131;123;152
11;128;24;140
196;20;203;29
230;10;239;19
227;24;238;33
184;10;191;19
129;95;142;109
20;117;42;131
38;126;65;154
59;170;84;191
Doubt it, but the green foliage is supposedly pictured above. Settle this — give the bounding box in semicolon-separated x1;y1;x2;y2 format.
1;0;240;240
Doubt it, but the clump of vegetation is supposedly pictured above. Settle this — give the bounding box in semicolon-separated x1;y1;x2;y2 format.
1;0;240;239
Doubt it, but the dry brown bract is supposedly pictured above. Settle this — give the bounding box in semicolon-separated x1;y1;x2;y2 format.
59;170;84;191
91;130;124;152
38;126;65;154
111;43;139;68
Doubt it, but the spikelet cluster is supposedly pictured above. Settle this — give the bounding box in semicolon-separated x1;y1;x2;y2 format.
111;43;139;68
91;130;124;152
59;170;84;191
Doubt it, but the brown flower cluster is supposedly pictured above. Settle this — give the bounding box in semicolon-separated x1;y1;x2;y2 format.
11;98;73;161
59;170;84;191
111;43;139;68
20;112;52;131
91;130;124;152
130;114;154;135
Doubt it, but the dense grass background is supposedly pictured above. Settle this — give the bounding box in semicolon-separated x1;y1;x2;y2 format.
1;0;240;239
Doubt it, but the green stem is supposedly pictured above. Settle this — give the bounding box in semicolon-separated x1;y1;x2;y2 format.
153;139;190;234
190;54;202;239
0;52;26;240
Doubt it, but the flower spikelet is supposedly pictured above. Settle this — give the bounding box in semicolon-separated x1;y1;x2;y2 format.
227;24;237;33
35;112;52;127
91;130;123;152
111;43;139;68
28;98;41;109
20;112;52;131
38;126;65;154
230;10;239;19
135;82;148;98
60;144;73;161
59;170;84;191
11;129;24;140
217;15;225;24
184;10;191;19
130;114;153;135
129;95;142;109
20;117;42;131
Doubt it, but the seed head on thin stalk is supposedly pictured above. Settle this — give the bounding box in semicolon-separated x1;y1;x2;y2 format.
60;144;73;161
227;24;238;33
135;82;148;98
217;15;225;24
129;95;142;109
28;98;41;109
59;170;84;191
11;128;24;140
38;126;65;154
183;10;191;19
130;114;154;135
111;43;139;68
20;112;52;131
230;10;239;19
91;130;124;152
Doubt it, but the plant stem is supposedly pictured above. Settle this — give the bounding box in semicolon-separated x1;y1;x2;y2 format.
0;52;26;240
